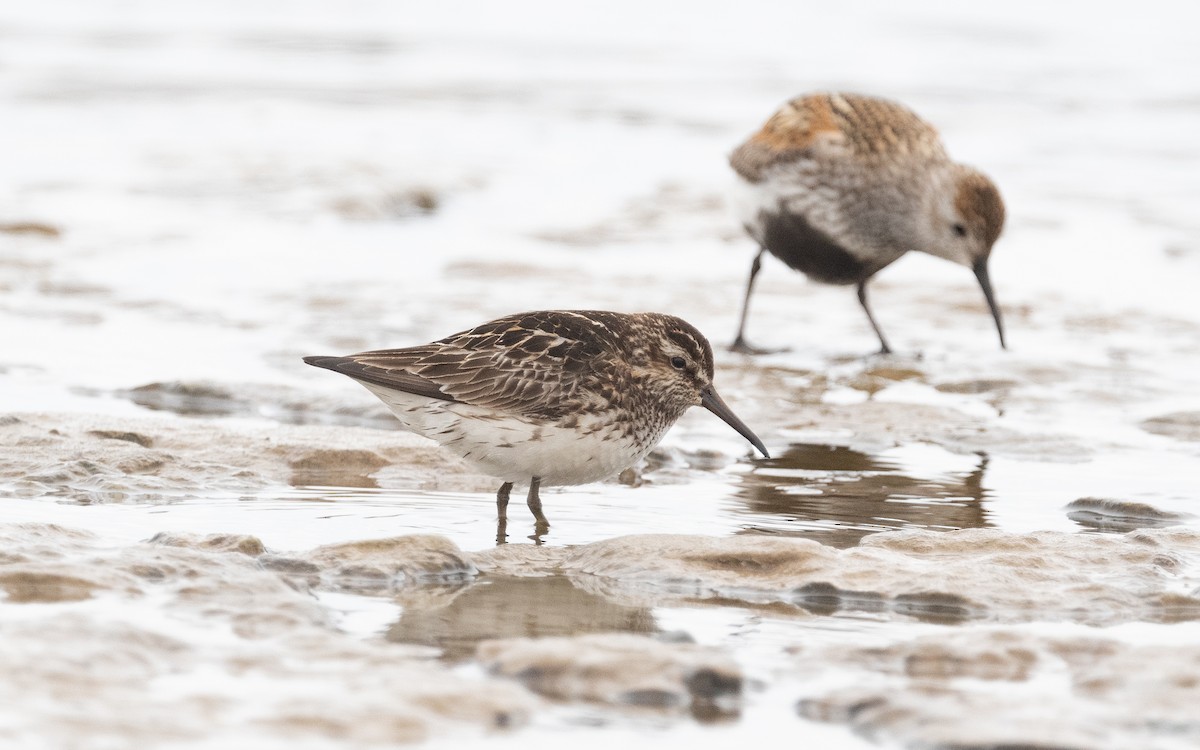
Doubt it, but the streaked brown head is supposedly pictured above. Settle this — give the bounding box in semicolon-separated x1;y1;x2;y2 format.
954;168;1006;252
632;313;769;458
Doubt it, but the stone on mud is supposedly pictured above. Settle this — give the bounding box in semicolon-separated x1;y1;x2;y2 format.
305;535;478;590
148;531;267;556
1066;497;1191;532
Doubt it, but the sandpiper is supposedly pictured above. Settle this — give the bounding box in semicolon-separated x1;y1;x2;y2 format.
304;310;768;533
729;92;1007;354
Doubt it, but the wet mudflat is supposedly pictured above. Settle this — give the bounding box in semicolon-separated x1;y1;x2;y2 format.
4;1;1200;748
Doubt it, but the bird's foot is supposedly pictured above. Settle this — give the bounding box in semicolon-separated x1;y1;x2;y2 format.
729;337;789;356
528;521;549;545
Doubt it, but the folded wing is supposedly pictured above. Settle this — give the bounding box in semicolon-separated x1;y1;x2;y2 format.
304;311;615;420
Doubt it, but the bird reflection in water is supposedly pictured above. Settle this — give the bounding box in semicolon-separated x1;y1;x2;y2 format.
734;443;990;547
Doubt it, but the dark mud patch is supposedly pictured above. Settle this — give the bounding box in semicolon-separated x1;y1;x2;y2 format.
791;581;887;615
890;591;980;624
0;570;108;602
0;221;62;238
330;187;439;221
847;367;926;396
478;633;741;717
1140;411;1200;441
791;583;980;623
123;381;252;417
86;430;155;448
935;378;1020;394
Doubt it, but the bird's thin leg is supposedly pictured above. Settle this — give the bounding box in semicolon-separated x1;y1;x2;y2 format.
495;482;512;545
730;248;768;354
856;280;892;355
525;476;549;529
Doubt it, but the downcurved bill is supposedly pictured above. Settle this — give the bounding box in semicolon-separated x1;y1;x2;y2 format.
973;259;1007;350
699;386;770;459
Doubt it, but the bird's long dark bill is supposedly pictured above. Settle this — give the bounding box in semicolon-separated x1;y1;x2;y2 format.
700;386;770;459
973;259;1007;350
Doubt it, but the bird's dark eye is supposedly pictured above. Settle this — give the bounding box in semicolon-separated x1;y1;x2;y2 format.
952;223;968;237
670;356;687;370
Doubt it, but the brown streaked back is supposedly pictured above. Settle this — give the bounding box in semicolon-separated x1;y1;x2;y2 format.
730;92;947;182
303;310;715;422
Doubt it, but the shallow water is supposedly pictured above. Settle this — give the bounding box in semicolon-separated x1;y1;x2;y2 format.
4;0;1200;748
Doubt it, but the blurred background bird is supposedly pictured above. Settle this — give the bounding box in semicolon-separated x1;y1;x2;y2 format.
729;92;1007;354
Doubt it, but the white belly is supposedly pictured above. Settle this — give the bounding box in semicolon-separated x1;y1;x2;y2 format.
361;383;658;486
730;175;782;243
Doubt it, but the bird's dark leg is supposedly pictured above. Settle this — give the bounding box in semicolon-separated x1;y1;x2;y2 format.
495;481;513;544
730;248;774;354
525;476;549;530
857;279;892;355
496;482;512;519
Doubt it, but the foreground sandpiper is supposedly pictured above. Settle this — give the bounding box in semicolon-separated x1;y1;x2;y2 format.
304;310;768;534
729;92;1007;354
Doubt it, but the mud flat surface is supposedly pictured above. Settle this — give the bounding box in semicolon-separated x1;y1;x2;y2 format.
3;474;1200;748
4;0;1200;748
3;413;1200;749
